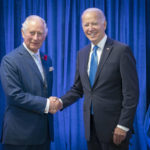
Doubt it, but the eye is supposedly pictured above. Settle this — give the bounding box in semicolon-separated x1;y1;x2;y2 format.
84;23;89;27
37;32;43;36
30;32;35;35
92;23;98;26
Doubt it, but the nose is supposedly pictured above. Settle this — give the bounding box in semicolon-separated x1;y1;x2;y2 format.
33;33;38;40
88;24;93;31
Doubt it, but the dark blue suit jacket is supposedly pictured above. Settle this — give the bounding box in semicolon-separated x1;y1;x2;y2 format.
0;45;53;145
61;38;139;143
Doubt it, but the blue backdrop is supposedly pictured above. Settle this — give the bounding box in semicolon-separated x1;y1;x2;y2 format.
0;0;150;150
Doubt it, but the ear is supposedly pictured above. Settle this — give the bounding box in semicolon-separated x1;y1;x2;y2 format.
104;21;107;30
21;29;25;39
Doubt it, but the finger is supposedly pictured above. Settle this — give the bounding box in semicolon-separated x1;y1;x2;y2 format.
58;102;63;110
51;103;57;110
55;101;63;110
113;133;126;145
50;109;57;114
113;131;122;145
113;133;119;145
49;96;57;102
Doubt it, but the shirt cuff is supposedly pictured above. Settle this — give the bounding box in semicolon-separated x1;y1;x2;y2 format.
117;125;129;132
59;98;63;103
44;98;50;113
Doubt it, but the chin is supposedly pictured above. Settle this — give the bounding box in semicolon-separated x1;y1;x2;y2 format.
91;40;97;44
30;48;38;52
31;46;39;50
89;38;97;42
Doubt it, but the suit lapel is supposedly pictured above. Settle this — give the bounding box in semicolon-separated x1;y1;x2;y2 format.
93;38;113;87
40;53;48;85
19;45;44;83
83;44;92;89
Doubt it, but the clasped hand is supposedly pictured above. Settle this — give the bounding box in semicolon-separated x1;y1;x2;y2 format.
49;96;63;114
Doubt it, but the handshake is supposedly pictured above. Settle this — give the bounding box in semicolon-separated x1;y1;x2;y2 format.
48;96;63;114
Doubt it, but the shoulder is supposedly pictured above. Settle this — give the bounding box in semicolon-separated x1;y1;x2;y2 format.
78;44;91;55
106;37;129;47
2;45;24;61
108;38;129;49
107;38;133;55
1;45;24;69
110;39;135;62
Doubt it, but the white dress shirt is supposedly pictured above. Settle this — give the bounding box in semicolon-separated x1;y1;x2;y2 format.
87;34;107;75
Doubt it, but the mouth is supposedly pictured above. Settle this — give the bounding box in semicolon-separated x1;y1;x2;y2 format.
31;42;40;46
88;32;97;38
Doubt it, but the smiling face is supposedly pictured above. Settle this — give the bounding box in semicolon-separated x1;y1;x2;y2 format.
22;18;46;53
82;10;106;45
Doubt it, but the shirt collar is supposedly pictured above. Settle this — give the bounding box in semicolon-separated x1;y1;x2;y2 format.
23;42;40;56
91;34;107;51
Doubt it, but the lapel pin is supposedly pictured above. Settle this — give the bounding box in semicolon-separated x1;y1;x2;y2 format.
106;48;110;50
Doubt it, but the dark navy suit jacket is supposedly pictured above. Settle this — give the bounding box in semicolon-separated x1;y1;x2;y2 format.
0;45;53;145
61;38;139;143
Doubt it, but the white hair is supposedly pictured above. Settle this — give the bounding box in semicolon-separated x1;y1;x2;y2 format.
82;8;106;23
22;15;48;36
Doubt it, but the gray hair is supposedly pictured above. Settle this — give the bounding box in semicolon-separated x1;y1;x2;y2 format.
22;15;48;36
81;8;106;23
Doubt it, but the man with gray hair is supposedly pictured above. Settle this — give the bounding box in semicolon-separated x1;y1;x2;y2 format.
0;15;59;150
58;8;139;150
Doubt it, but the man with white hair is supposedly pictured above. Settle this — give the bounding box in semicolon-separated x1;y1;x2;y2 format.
0;15;57;150
60;8;139;150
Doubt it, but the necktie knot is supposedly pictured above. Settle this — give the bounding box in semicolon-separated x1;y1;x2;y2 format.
93;45;99;53
33;53;39;60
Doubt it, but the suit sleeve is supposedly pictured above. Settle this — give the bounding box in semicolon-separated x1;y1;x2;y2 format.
61;52;83;108
119;47;139;129
0;56;47;114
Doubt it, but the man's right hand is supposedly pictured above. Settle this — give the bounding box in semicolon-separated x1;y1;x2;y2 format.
48;96;63;114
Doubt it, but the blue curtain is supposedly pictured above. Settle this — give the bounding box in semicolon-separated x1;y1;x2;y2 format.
0;0;149;150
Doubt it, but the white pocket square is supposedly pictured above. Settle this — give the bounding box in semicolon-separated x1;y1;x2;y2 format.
49;67;54;72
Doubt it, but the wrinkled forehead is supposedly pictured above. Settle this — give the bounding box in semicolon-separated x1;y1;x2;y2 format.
28;19;44;26
82;11;102;24
82;8;106;22
82;11;102;21
26;20;45;31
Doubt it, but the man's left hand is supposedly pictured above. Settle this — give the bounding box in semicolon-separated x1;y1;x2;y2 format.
113;127;127;145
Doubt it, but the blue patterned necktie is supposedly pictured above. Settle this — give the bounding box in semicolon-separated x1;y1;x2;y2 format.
33;53;45;81
89;45;99;86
